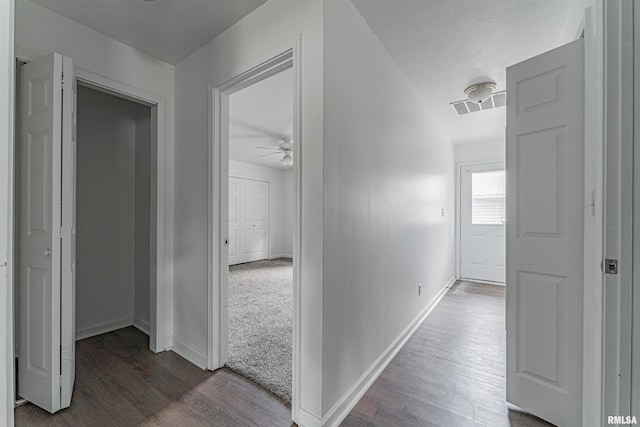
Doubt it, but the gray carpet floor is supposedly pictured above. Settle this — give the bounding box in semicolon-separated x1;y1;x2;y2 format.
225;258;292;403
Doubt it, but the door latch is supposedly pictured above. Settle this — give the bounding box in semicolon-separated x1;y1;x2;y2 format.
602;259;618;275
224;239;229;246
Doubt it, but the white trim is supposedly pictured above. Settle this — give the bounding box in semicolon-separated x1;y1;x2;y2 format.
459;277;506;286
170;336;208;370
455;159;505;280
133;317;150;336
582;4;605;425
270;254;293;260
164;335;173;349
12;48;173;355
298;409;322;427
2;1;16;424
75;318;134;341
208;38;303;423
321;277;454;427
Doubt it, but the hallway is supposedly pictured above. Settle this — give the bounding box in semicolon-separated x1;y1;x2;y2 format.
342;281;553;426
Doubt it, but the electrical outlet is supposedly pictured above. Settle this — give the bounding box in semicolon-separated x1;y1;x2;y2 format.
418;283;422;296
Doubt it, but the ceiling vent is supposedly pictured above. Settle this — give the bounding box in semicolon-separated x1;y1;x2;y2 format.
450;91;507;115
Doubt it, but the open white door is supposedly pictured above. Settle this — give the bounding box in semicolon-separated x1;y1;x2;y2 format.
60;55;77;408
18;52;76;413
506;38;584;426
460;163;506;283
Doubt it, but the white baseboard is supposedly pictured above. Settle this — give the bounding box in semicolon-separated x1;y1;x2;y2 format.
170;336;208;369
75;317;134;341
133;317;150;336
164;335;173;350
321;277;454;427
297;409;322;427
458;277;505;286
270;254;292;260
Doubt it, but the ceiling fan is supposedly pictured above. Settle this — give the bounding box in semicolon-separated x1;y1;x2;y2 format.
254;137;293;166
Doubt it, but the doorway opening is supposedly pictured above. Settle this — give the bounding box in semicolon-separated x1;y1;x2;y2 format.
208;47;301;416
226;65;294;403
12;55;161;413
458;162;506;284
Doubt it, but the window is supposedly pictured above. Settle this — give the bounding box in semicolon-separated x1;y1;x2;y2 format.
472;170;506;225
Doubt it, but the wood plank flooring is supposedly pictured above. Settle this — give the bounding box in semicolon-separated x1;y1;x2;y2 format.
342;281;555;427
15;281;554;426
15;327;293;427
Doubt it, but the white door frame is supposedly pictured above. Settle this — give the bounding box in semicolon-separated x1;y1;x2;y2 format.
455;158;505;282
13;48;171;354
208;40;302;421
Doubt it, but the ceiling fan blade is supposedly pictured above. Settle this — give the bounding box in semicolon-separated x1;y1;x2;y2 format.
254;152;281;159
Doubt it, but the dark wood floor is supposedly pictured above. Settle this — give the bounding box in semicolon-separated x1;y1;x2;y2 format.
15;281;554;426
342;281;555;427
15;327;293;427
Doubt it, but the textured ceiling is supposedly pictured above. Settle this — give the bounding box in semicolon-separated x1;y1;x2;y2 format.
28;0;266;64
351;0;576;144
229;68;294;171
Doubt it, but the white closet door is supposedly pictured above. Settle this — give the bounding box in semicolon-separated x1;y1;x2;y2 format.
506;38;584;426
18;52;76;414
239;179;269;263
228;177;241;266
460;163;506;283
60;55;77;408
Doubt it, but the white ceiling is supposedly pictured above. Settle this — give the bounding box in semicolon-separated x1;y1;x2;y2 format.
229;68;294;171
29;0;266;64
351;0;576;145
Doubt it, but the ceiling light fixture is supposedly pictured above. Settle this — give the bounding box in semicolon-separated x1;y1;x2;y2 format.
280;151;293;167
464;82;496;104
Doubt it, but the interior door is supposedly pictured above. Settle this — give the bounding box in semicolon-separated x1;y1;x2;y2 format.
240;179;269;263
60;56;77;408
460;163;506;283
18;52;75;413
506;38;584;426
228;176;240;266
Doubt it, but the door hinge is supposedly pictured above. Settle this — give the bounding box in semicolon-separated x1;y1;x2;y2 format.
602;258;618;275
59;375;63;388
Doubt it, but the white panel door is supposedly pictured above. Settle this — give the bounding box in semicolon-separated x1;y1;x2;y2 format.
239;179;269;263
506;39;584;426
460;163;506;283
18;52;76;413
60;56;77;408
228;177;241;265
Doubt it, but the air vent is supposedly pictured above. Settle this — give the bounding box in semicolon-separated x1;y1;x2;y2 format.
450;90;507;115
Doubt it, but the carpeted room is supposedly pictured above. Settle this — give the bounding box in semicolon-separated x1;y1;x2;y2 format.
224;67;295;403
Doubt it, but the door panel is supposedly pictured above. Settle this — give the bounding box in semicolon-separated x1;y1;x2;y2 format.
60;55;77;408
18;52;63;413
506;39;584;426
460;163;506;283
239;178;269;263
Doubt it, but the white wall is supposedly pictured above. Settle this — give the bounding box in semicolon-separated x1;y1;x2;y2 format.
14;0;174;347
229;160;287;259
322;0;456;419
282;169;294;257
173;0;323;421
0;0;15;424
76;86;150;338
455;139;505;165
